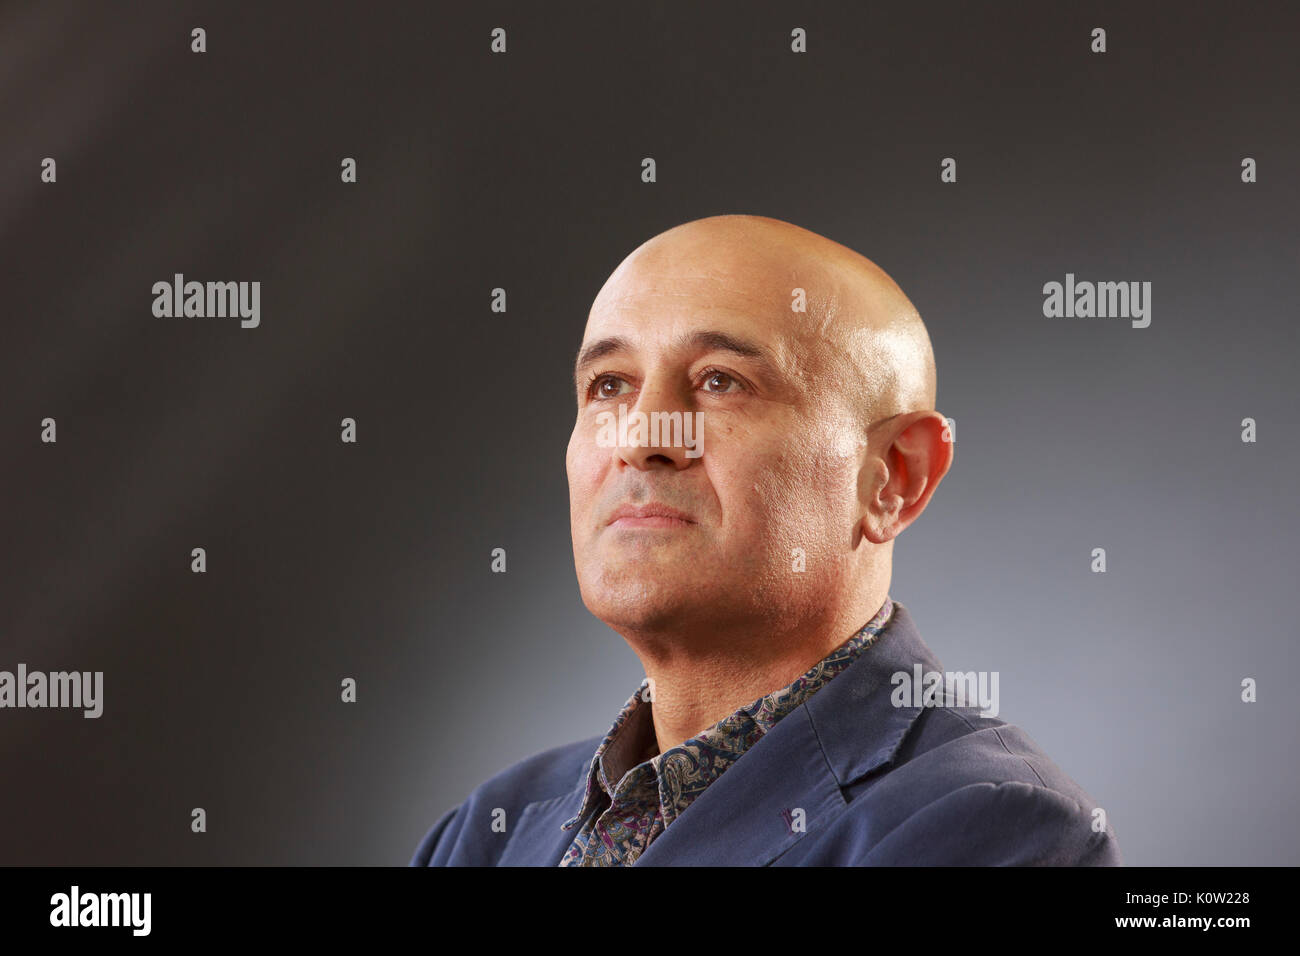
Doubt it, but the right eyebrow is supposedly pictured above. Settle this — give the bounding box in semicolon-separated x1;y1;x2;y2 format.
574;335;632;386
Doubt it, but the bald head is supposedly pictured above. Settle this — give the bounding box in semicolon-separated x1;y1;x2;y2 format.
590;214;937;433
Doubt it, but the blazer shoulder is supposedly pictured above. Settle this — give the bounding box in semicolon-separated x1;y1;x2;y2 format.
837;707;1120;865
862;778;1122;865
409;735;600;866
891;706;1105;806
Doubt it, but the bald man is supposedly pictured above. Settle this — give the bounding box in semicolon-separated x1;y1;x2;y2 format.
411;215;1121;867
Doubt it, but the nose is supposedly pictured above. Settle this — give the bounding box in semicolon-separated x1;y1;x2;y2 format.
616;377;700;472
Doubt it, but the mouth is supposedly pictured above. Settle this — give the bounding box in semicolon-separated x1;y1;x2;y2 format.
606;503;696;529
609;514;694;529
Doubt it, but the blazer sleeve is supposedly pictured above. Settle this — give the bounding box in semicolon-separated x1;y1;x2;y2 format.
858;780;1122;866
408;803;463;867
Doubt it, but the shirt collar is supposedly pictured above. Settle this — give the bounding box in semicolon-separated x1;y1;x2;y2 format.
562;595;895;831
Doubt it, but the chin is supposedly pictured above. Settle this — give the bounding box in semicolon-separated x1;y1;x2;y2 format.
579;575;695;631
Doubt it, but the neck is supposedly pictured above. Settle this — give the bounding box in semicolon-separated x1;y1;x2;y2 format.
627;582;890;755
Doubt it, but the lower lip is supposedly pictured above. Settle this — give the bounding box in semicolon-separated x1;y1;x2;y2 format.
609;515;694;529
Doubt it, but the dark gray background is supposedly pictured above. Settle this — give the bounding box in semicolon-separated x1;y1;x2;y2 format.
2;1;1296;865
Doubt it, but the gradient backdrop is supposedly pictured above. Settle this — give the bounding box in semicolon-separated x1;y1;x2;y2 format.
2;0;1297;865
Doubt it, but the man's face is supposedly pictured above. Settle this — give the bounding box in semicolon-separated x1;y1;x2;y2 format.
566;243;871;638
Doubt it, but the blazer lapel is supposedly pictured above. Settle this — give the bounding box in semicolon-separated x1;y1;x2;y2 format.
634;703;846;866
497;777;592;866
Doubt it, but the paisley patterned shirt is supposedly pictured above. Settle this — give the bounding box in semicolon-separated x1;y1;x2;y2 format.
558;595;895;866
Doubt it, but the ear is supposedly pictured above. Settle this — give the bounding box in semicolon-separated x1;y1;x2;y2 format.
859;411;954;544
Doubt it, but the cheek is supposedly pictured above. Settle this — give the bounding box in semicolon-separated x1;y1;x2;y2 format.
566;437;591;520
567;438;612;534
567;423;597;480
740;444;857;539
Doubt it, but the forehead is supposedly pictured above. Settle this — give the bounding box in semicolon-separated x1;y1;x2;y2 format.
583;249;839;363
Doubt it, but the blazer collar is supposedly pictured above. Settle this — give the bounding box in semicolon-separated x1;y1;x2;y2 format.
499;601;940;866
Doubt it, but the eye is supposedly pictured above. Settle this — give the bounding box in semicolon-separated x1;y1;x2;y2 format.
583;367;745;400
587;373;632;400
700;368;741;393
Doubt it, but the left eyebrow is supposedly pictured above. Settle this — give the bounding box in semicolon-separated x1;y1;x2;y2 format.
573;329;779;387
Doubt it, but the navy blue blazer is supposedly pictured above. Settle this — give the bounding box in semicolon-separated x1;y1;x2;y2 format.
410;603;1121;865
